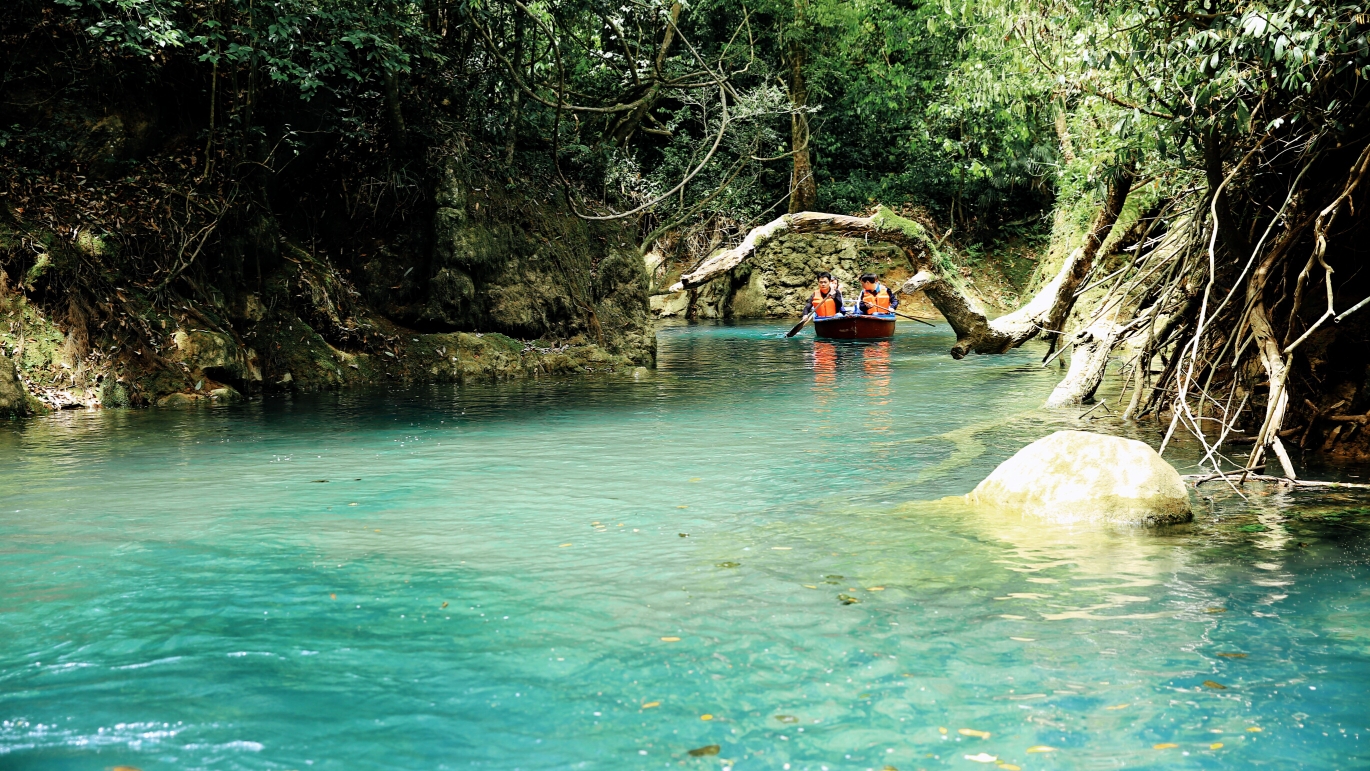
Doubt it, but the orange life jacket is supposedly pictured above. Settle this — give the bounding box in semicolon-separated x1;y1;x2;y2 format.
811;288;838;317
861;284;892;315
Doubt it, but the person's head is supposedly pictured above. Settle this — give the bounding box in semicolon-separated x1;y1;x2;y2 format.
817;271;832;292
860;272;878;289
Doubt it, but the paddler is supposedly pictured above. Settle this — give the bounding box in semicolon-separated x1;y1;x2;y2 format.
806;271;845;318
855;272;898;316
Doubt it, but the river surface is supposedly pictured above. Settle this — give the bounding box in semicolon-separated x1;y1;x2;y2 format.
2;320;1369;770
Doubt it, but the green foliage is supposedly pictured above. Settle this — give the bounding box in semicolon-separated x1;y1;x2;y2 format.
16;0;1369;267
55;0;434;99
1002;0;1370;182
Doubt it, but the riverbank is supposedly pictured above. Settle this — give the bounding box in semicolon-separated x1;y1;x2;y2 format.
0;157;655;415
0;287;641;413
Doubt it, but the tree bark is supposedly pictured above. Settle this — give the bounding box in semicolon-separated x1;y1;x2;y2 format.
1037;162;1134;349
605;2;680;146
1241;209;1313;478
786;39;817;213
384;68;406;141
1053;100;1075;164
1248;305;1295;476
1044;320;1122;407
505;13;525;165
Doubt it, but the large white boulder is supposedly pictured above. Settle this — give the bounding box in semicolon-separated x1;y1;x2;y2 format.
967;430;1192;526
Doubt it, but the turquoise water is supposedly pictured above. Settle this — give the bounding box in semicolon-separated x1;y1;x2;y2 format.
2;320;1369;770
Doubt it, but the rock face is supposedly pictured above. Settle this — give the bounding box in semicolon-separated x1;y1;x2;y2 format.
366;157;655;367
967;430;1192;526
0;150;656;409
169;329;262;387
0;352;29;417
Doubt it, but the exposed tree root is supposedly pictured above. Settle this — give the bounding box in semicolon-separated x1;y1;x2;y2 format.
677;132;1370;477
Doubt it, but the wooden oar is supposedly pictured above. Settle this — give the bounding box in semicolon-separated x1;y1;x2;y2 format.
785;312;815;338
890;308;936;326
888;286;938;326
859;306;937;326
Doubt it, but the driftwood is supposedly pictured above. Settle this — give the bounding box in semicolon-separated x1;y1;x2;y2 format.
1185;471;1370;490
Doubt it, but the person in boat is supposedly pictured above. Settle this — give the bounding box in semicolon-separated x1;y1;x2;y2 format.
807;271;845;318
855;273;898;316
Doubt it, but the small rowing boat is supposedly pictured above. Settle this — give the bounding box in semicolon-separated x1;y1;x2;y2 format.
812;313;896;340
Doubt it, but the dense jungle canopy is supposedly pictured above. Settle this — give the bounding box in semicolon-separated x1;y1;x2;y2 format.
4;0;1370;473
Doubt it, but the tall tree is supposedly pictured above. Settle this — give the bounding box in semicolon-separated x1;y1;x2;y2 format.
785;0;817;212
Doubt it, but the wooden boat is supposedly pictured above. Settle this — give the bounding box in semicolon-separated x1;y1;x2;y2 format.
812;313;896;340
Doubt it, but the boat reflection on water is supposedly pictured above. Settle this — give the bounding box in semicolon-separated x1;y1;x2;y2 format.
863;342;892;443
807;339;895;448
811;341;837;389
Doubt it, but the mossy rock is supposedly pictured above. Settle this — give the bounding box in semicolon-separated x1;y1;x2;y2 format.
157;392;206;407
0;352;31;417
99;379;131;408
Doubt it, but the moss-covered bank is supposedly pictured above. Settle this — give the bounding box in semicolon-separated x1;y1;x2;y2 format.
0;155;654;413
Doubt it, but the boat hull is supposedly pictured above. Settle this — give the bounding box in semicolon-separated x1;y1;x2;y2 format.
812;314;896;340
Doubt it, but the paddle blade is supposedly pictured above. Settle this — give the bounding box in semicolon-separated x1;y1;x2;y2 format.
785;313;814;338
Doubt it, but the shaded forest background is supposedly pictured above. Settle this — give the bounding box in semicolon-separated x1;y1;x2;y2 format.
0;0;1060;291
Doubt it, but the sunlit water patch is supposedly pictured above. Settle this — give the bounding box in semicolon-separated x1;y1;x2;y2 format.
1;320;1368;770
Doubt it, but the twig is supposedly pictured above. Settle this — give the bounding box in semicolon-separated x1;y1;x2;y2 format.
1335;294;1370;323
1184;471;1370;490
1079;400;1112;419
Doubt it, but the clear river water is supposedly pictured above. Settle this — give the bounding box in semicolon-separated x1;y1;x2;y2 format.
2;320;1369;771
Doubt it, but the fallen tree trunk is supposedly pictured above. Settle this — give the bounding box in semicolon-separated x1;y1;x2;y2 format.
673;165;1133;359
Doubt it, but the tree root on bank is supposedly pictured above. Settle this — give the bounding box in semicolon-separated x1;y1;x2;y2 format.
1045;320;1122;408
674;131;1370;477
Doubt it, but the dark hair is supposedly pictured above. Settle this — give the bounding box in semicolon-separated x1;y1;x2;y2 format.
860;272;878;284
817;271;832;280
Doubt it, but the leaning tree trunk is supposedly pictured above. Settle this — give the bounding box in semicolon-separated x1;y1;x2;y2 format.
1038;163;1134;349
673;166;1133;361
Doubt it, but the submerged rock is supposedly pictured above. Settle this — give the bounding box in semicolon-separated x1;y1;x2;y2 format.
967;430;1192;526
